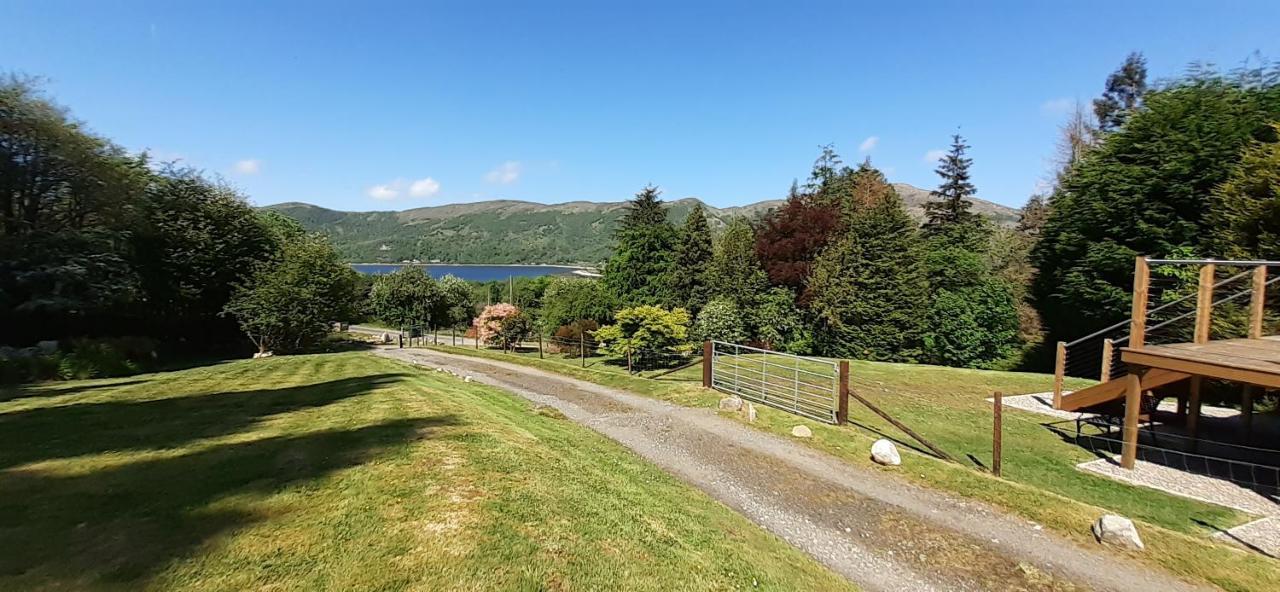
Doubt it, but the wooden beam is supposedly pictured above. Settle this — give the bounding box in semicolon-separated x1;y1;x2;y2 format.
1057;367;1190;410
1187;376;1202;440
1121;371;1142;469
1121;348;1280;389
1249;265;1267;339
1194;263;1216;344
1100;339;1114;382
1053;341;1066;408
1129;257;1150;349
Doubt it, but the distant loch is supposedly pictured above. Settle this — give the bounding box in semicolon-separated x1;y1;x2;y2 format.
350;263;596;282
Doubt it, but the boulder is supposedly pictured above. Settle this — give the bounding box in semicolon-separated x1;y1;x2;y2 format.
1092;515;1144;551
379;332;392;343
870;439;901;466
36;340;59;354
464;376;473;383
791;425;812;438
718;396;744;412
744;403;757;422
252;351;274;359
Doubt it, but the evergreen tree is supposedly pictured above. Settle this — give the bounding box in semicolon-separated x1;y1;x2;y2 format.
668;203;714;314
1034;68;1280;344
707;217;769;310
1209;123;1280;259
808;189;928;361
755;182;843;298
921;246;1022;368
923;134;986;248
1093;52;1148;133
602;185;677;307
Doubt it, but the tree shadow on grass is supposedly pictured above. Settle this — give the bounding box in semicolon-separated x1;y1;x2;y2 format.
0;373;409;470
0;415;459;588
0;379;153;404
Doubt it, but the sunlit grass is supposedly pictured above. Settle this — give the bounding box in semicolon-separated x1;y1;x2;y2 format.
0;352;855;591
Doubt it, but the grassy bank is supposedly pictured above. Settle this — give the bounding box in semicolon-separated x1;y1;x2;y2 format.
0;352;855;591
423;344;1280;592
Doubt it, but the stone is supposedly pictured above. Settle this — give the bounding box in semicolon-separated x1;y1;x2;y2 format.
464;376;473;383
36;340;59;354
718;396;744;412
791;425;812;438
1092;514;1144;551
252;351;274;359
870;439;901;466
744;403;757;422
379;332;391;343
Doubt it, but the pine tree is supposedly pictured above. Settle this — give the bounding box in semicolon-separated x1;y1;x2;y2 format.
808;186;928;361
668;202;714;314
707;217;769;309
1093;52;1148;133
1208;124;1280;259
922;134;985;247
602;185;677;307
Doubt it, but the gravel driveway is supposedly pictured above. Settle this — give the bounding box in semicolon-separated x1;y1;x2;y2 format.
377;347;1212;592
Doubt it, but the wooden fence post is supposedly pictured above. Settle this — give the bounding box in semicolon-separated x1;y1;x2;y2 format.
837;360;849;425
1100;339;1113;382
1194;263;1216;344
1052;341;1066;408
1249;265;1267;339
538;332;544;359
626;350;632;374
702;341;713;388
992;391;1003;477
452;326;456;346
580;332;586;367
1129;256;1150;350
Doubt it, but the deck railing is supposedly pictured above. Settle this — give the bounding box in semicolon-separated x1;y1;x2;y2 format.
1053;257;1280;406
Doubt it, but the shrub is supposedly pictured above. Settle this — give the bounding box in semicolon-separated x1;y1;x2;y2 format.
595;305;691;371
693;299;748;344
474;303;527;350
550;320;599;356
56;337;158;380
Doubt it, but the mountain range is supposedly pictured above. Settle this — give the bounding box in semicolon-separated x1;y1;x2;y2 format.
265;183;1020;266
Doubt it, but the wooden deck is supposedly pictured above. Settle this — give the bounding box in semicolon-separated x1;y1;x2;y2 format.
1121;336;1280;389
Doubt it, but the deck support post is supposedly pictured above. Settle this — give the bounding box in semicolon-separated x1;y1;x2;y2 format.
1242;385;1255;442
1187;376;1203;444
1121;371;1143;469
1128;257;1150;350
1053;341;1066;408
1100;339;1114;382
1249;265;1267;339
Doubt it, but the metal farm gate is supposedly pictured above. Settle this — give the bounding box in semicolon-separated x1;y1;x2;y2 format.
707;341;846;424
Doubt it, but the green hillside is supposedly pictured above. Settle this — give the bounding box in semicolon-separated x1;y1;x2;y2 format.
265;186;1018;265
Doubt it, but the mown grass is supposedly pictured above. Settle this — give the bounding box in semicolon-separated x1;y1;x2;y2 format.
428;344;1280;592
0;352;856;591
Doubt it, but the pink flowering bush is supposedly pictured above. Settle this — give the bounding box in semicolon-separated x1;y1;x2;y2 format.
473;303;521;346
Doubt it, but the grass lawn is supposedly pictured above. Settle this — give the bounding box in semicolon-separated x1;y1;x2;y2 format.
0;352;856;591
427;344;1280;592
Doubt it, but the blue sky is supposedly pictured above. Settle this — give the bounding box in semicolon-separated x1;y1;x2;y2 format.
3;1;1277;211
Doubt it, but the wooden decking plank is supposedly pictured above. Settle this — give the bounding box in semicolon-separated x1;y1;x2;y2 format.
1121;348;1280;389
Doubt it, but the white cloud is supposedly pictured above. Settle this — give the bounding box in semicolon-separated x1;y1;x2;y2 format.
367;176;442;201
858;136;879;152
233;159;261;175
923;149;947;163
366;181;402;200
409;177;441;198
484;160;522;184
1040;97;1075;116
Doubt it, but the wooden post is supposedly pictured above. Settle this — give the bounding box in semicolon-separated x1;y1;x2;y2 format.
1121;371;1142;469
538;332;544;359
580;332;586;367
1129;256;1150;349
992;391;1003;477
837;361;850;425
1187;376;1202;441
1100;339;1114;382
1249;265;1267;339
1194;263;1216;344
626;350;633;374
452;326;456;346
702;341;713;388
1242;385;1255;442
1053;341;1066;408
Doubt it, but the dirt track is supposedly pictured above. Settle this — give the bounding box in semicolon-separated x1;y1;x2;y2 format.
377;346;1211;592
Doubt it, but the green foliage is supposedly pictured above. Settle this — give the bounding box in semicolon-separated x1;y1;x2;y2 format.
707;217;768;309
1209;123;1280;259
808;191;928;361
435;274;474;328
595;305;691;370
495;311;534;350
1034;70;1280;341
368;267;441;329
921;248;1022;368
224;235;360;353
923;134;988;249
667;203;714;314
752;287;812;354
603;186;678;307
692;298;748;344
539;277;614;333
1093;52;1148;133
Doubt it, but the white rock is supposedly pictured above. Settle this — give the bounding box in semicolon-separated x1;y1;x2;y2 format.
744;403;757;422
791;425;812;438
718;396;744;412
379;332;391;343
252;351;274;359
1092;514;1144;551
871;439;902;466
464;376;473;383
